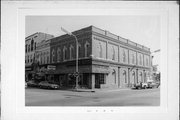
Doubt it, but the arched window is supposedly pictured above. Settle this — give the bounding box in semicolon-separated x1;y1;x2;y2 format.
123;50;126;63
84;41;90;57
52;49;55;63
98;42;103;58
34;42;36;50
132;54;135;64
63;46;67;61
132;71;135;83
31;39;34;51
28;45;30;52
146;58;149;66
78;43;81;58
57;47;61;62
41;53;43;64
140;72;143;82
27;56;29;63
47;52;49;63
123;70;127;83
25;45;27;53
112;46;115;60
112;69;116;84
43;52;46;64
30;55;32;62
144;72;147;83
69;45;74;60
139;55;142;65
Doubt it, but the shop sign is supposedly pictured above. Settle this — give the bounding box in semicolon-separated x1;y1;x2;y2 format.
47;65;56;70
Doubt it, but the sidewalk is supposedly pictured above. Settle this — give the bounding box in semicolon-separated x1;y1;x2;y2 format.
59;86;131;93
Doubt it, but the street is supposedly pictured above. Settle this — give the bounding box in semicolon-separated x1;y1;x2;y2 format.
25;88;160;106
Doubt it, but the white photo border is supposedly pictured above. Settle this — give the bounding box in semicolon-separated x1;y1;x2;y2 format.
1;1;179;120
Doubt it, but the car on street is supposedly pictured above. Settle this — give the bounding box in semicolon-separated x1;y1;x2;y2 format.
27;80;39;87
132;82;143;89
147;81;160;88
132;80;160;89
38;81;60;89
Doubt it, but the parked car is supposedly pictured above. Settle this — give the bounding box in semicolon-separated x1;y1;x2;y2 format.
38;81;60;89
147;81;160;88
27;80;39;87
132;82;151;89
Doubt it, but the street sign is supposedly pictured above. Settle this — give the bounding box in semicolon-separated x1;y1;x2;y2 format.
74;72;79;77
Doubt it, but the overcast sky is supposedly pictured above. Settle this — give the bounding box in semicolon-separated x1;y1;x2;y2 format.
26;16;160;67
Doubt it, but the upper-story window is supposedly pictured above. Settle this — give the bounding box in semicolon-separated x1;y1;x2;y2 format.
31;39;34;51
78;43;81;58
34;42;36;50
28;45;30;52
112;46;115;60
84;41;90;57
43;52;46;64
52;49;55;63
57;47;61;62
25;45;27;53
139;55;142;65
40;53;43;64
63;46;67;61
47;52;49;63
146;58;149;66
69;45;74;60
30;55;32;63
123;50;126;63
98;42;103;58
132;54;135;64
27;56;29;63
25;56;26;63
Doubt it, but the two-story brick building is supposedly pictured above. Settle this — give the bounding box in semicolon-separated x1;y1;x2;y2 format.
34;26;152;89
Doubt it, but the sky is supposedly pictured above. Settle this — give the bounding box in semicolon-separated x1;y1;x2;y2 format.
26;16;160;68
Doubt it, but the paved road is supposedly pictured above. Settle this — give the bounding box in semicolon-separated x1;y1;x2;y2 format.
25;88;160;106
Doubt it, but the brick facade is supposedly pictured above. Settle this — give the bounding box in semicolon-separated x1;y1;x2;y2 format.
28;26;151;89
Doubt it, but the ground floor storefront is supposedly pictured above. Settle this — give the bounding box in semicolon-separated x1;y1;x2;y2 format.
25;61;151;89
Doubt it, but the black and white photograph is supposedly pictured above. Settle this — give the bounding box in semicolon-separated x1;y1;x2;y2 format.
1;1;179;120
25;16;161;106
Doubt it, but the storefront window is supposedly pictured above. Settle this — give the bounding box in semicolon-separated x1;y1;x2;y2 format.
99;74;105;84
123;70;127;83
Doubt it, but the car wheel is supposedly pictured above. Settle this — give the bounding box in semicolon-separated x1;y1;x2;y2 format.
144;85;147;89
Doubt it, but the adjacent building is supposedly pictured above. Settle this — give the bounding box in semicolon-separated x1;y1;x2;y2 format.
25;32;54;80
28;26;152;89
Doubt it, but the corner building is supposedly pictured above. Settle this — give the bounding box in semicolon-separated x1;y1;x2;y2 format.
36;26;151;89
